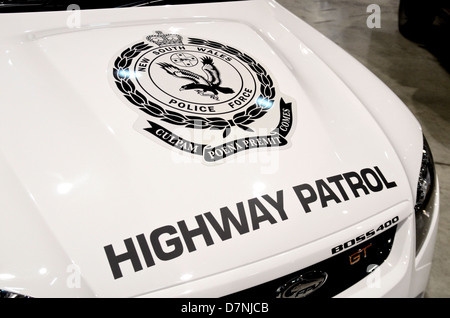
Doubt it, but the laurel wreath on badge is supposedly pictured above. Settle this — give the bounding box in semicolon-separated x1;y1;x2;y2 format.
113;39;276;138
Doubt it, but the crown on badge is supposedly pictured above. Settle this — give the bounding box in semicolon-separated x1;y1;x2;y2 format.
146;31;183;46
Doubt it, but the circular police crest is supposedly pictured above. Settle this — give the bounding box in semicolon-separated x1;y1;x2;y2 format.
141;49;257;117
112;31;294;162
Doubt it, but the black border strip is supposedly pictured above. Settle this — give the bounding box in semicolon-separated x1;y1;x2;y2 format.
0;0;249;13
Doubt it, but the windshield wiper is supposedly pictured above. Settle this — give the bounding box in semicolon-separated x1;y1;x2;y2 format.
116;0;164;7
0;0;245;13
0;1;48;8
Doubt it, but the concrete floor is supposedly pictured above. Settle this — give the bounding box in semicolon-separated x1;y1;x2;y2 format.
276;0;450;297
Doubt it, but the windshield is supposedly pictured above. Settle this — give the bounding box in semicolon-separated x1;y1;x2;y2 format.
0;0;244;13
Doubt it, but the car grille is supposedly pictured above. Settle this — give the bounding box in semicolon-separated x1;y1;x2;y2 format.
224;226;397;298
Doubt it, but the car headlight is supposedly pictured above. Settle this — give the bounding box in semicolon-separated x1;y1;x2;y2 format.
414;135;436;254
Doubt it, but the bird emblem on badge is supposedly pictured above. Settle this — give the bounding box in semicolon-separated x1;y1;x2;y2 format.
158;56;235;100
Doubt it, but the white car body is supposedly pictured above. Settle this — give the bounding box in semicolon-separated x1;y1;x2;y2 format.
0;0;439;298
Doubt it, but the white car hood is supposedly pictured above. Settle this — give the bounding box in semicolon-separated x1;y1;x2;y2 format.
0;1;422;297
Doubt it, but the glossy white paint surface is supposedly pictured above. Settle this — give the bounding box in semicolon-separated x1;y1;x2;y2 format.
0;0;437;297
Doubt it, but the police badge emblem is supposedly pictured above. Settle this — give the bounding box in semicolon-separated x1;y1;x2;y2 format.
112;31;294;162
